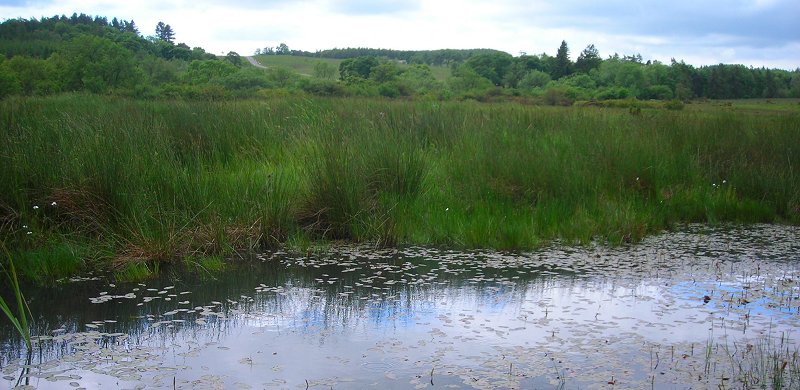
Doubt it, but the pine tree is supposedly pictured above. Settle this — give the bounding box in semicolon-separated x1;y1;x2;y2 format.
552;40;574;79
575;44;601;74
155;22;175;44
124;20;139;35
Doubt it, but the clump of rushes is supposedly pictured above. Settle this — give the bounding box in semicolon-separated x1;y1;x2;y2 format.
0;243;32;352
0;95;798;281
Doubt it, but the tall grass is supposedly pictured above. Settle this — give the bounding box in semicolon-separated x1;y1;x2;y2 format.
1;95;798;279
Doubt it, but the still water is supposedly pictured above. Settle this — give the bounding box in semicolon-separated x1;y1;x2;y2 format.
2;225;799;389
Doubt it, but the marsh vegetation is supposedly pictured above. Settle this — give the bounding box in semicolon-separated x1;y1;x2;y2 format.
1;95;798;280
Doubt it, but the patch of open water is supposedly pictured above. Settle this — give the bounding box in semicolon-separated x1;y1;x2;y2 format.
2;224;799;389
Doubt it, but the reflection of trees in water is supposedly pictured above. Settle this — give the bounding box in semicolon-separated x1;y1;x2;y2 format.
2;249;577;363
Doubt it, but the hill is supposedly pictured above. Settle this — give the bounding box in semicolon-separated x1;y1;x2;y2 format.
1;14;799;101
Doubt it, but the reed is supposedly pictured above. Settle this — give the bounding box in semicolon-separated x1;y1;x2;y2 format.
1;95;798;280
0;243;32;351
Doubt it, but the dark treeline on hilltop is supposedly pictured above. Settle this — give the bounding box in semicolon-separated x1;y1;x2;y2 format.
1;14;799;102
256;45;508;66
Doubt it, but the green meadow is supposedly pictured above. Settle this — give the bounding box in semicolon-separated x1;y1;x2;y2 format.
1;95;798;282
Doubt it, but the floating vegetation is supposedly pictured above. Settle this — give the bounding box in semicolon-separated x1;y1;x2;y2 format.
1;225;799;389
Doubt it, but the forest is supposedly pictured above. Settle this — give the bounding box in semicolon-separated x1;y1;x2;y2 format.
2;14;799;102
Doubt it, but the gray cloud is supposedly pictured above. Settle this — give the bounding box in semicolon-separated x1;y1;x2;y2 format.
509;0;799;48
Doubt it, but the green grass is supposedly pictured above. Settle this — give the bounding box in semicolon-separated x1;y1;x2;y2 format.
1;95;798;281
252;55;342;76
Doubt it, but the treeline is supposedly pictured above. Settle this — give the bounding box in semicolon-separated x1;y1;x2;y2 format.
303;48;800;102
257;41;800;101
257;44;509;66
0;14;232;98
2;14;799;102
446;42;800;100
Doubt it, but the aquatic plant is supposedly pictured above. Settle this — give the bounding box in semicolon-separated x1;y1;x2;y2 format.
0;243;32;351
733;332;800;389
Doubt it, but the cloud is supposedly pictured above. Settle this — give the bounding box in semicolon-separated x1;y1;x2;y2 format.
503;0;799;48
0;0;45;6
327;0;421;15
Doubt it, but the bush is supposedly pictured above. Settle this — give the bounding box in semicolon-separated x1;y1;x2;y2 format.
596;86;632;100
298;78;347;97
642;85;674;100
543;87;573;106
664;99;685;110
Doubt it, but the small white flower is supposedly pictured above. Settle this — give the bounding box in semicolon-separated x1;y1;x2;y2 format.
51;201;57;206
445;208;450;212
23;225;28;229
636;177;639;181
26;231;32;235
722;180;727;184
32;205;39;210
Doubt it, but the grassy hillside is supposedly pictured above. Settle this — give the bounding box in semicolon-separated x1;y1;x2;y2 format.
251;55;341;76
252;55;452;80
2;95;798;282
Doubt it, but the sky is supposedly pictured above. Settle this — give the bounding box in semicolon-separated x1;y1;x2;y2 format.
1;0;798;69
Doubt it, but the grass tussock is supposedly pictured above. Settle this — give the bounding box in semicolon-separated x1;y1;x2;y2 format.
1;95;798;281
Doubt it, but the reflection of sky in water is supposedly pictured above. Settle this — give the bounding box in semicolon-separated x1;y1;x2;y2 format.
2;225;799;389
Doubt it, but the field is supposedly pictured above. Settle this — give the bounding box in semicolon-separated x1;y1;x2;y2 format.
251;55;452;80
1;95;798;282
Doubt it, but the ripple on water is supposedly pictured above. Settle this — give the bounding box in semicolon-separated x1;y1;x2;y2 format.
2;224;799;389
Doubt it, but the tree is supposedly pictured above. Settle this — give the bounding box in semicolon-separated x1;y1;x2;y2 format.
463;52;513;86
339;56;379;80
170;43;192;60
790;71;800;98
370;62;401;83
155;22;175;44
763;69;779;98
275;43;289;55
447;65;493;93
185;60;238;85
517;70;551;89
56;35;140;93
0;63;22;99
225;51;242;67
575;44;601;74
124;20;139;35
397;64;441;94
552;40;574;79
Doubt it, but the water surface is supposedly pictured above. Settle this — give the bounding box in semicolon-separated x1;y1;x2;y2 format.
2;225;799;389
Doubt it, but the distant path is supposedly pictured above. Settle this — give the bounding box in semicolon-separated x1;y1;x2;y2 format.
245;56;267;68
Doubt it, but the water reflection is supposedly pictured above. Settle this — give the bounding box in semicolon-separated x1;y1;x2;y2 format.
2;224;799;389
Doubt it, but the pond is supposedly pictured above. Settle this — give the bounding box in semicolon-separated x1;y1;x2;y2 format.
2;225;799;389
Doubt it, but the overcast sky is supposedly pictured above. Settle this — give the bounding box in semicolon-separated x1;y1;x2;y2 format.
2;0;798;69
